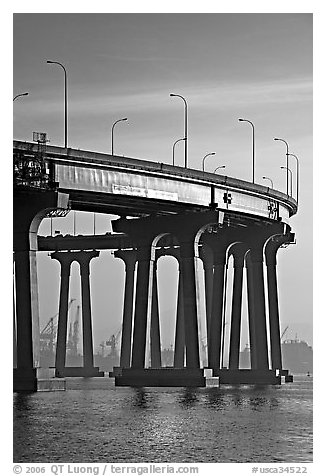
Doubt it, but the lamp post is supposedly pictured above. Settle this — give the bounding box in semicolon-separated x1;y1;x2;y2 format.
274;138;289;196
202;152;215;171
288;153;299;205
262;176;274;189
280;166;293;197
239;118;255;183
111;118;128;155
172;137;186;166
47;60;68;148
170;93;188;168
13;92;29;101
214;165;226;173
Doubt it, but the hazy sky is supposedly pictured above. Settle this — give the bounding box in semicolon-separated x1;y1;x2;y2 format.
13;12;313;352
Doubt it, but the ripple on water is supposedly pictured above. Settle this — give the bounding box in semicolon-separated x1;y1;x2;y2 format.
13;376;313;463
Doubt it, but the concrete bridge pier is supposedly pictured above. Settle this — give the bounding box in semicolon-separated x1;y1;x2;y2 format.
243;223;286;373
114;250;137;369
178;239;201;369
130;242;154;369
113;210;219;386
51;250;104;378
198;243;214;360
174;265;185;368
228;243;248;370
265;231;295;371
201;230;240;371
150;258;162;367
246;247;269;370
13;189;69;392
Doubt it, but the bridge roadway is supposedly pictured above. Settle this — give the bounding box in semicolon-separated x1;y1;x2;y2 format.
14;140;297;220
13;141;297;390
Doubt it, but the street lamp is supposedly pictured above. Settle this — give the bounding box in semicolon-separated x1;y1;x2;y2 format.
202;152;215;171
170;93;188;168
172;137;186;166
288;153;299;205
13;92;29;101
214;165;226;173
47;60;68;148
239;118;255;183
111;118;128;155
280;166;293;197
262;176;274;189
274;137;289;196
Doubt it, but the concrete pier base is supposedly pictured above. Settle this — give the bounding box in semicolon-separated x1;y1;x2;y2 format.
284;374;294;382
109;366;122;377
13;368;66;392
115;368;208;387
55;366;104;378
212;369;281;384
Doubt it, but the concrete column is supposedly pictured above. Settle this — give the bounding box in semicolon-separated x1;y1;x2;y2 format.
228;244;247;369
245;254;258;369
14;188;69;390
208;252;226;369
14;251;38;369
174;263;185;367
114;250;137;368
131;245;153;369
246;249;269;370
79;251;100;368
179;241;200;368
150;259;162;367
199;243;214;350
51;253;73;373
265;233;294;370
13;292;17;368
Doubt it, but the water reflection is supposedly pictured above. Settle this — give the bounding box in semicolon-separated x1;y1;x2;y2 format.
13;392;36;415
177;388;199;408
132;388;150;409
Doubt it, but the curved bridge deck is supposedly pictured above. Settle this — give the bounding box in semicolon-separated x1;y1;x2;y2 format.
14;141;297;221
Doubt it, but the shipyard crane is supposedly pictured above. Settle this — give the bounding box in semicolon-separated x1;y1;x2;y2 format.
40;298;76;352
281;325;289;342
105;330;122;358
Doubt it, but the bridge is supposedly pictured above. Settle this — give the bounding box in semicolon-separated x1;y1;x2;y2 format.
13;140;297;390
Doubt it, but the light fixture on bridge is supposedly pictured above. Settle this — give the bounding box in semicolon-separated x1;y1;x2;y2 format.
202;152;215;171
262;176;274;189
172;137;186;166
13;92;29;101
288;153;299;205
170;93;188;168
214;165;226;173
274;137;290;196
111;117;128;156
238;118;255;183
280;166;293;197
46;60;68;148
